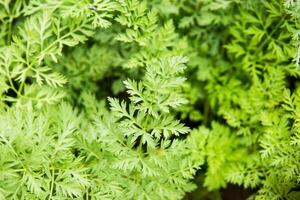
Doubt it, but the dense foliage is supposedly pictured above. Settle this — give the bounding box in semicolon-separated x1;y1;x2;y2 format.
0;0;299;199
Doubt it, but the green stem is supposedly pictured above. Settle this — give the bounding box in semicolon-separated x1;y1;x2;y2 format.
0;136;26;170
7;17;13;45
48;167;55;200
203;100;210;126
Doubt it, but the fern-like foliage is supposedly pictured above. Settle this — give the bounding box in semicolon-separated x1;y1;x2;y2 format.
0;0;205;199
177;0;300;199
79;57;204;199
1;0;300;199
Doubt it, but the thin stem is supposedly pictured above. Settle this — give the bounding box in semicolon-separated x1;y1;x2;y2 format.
5;63;20;96
0;136;26;170
48;166;55;200
7;17;13;45
86;189;89;200
203;100;210;126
